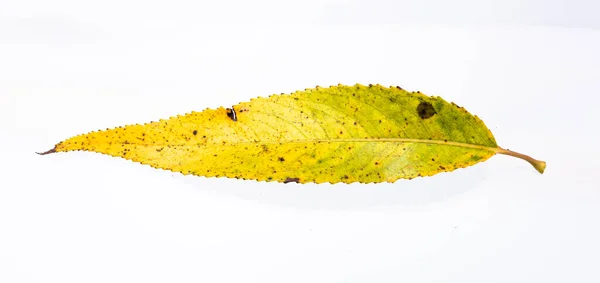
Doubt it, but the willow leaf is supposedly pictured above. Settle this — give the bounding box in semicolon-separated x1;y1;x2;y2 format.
39;84;545;184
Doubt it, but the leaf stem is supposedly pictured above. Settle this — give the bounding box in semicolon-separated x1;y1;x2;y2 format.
496;147;546;174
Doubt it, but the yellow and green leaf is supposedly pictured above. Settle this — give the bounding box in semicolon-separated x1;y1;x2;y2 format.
39;84;545;184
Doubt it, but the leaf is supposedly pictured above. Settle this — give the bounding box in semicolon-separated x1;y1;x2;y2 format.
39;84;545;184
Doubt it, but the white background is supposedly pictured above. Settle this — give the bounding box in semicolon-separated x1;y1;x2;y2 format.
2;1;600;282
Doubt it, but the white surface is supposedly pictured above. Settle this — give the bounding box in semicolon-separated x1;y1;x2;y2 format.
1;1;600;282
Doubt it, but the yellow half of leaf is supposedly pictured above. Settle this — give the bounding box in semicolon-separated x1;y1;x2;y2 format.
41;84;545;184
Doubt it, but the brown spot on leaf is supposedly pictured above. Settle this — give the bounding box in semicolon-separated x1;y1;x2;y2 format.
193;130;198;135
417;101;436;119
284;177;300;184
261;144;270;153
278;157;285;162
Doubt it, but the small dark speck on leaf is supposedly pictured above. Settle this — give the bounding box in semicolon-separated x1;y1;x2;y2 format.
193;130;198;135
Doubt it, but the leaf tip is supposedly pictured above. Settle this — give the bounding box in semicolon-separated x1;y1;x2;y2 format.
36;147;57;156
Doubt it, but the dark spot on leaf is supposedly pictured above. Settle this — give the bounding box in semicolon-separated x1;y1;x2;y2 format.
278;157;285;162
193;130;198;135
226;107;237;121
284;177;300;184
439;165;446;170
417;101;436;119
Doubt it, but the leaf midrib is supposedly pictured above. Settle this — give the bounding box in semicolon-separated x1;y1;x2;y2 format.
112;138;500;153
